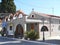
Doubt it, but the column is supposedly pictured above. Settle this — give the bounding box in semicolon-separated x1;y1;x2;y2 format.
39;23;41;39
24;23;26;32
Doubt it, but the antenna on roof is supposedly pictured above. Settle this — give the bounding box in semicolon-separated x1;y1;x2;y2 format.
52;8;54;15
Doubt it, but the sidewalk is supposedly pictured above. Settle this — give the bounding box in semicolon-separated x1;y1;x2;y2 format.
46;36;60;40
37;36;60;41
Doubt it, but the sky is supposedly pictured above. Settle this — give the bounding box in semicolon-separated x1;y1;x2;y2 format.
0;0;60;16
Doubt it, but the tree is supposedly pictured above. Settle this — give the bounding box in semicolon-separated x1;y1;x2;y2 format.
0;0;7;13
0;0;16;13
0;3;1;12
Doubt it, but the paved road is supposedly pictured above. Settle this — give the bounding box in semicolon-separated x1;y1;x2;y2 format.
45;40;60;44
0;36;58;45
38;39;60;45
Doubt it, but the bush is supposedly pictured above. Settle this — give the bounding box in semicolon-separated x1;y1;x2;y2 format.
24;30;39;40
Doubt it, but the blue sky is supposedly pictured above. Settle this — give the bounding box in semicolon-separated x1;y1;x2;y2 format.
0;0;60;16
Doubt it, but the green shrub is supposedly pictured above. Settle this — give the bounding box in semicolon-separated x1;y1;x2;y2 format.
25;30;39;40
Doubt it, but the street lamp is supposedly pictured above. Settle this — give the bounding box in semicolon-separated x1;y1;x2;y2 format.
41;18;49;42
49;18;51;36
41;18;45;42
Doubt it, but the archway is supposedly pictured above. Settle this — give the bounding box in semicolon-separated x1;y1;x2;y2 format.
41;26;48;41
14;24;23;38
41;26;48;31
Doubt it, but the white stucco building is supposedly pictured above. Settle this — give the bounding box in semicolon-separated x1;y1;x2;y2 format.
2;10;60;40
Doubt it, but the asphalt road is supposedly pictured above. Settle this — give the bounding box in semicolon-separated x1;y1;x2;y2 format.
45;39;60;44
0;36;58;45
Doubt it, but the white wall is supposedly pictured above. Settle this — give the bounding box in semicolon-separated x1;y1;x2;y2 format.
7;15;27;35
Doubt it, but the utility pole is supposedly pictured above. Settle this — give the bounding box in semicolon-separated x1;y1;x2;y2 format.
49;17;51;36
52;8;54;15
50;8;54;36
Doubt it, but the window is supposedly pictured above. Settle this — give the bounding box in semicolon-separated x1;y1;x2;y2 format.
51;20;53;23
59;20;60;24
32;15;34;18
10;26;12;30
58;26;60;30
35;23;37;25
19;14;23;18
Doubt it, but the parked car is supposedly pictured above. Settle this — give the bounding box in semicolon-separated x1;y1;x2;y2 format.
1;27;8;36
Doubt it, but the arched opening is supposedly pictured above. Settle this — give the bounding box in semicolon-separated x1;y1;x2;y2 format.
41;26;48;41
14;24;23;38
41;26;48;31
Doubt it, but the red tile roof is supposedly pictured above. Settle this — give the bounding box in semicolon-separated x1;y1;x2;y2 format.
33;11;60;18
5;10;27;19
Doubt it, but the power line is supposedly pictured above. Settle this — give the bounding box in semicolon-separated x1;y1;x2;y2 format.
18;0;50;10
16;0;55;15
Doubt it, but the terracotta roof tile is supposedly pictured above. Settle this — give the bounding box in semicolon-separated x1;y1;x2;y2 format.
33;11;60;18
